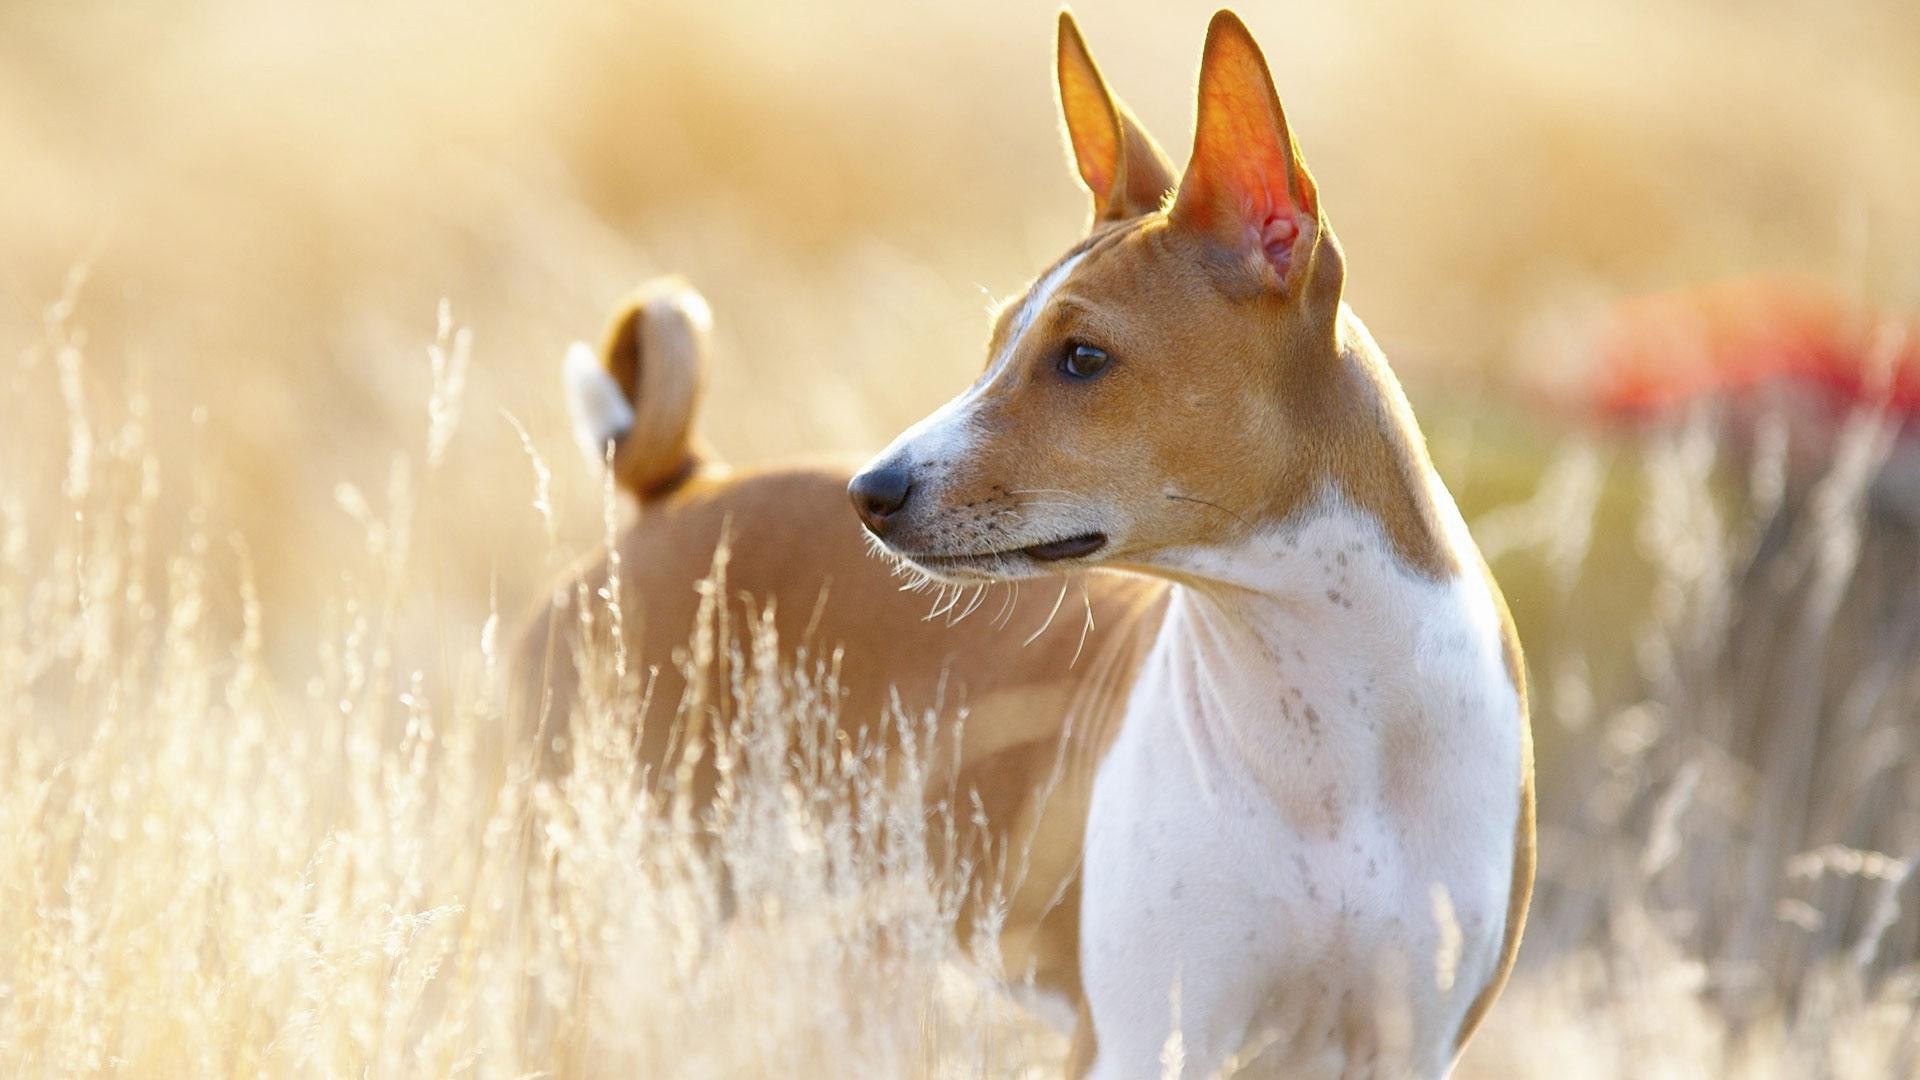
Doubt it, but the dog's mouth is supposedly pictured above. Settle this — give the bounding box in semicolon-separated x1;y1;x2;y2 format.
1016;532;1109;562
899;531;1108;573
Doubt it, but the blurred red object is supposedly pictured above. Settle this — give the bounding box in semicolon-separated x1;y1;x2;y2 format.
1589;276;1920;427
1581;275;1920;526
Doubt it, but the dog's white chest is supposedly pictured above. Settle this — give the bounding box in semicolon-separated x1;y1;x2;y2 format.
1079;503;1522;1079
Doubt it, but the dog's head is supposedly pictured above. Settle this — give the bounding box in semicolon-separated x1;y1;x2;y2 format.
853;10;1356;583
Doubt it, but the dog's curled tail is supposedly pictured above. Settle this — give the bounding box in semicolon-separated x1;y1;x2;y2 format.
565;277;715;500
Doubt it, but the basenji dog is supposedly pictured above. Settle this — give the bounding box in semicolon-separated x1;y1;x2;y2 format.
849;10;1533;1077
516;9;1531;1077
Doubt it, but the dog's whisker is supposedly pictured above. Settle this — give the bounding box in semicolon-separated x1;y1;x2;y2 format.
1166;491;1254;530
956;582;989;624
1023;577;1071;647
940;581;966;622
926;582;966;622
994;580;1020;630
1069;582;1095;668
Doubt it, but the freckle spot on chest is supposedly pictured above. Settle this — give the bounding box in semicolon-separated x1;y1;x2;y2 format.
1282;763;1344;840
1292;852;1322;903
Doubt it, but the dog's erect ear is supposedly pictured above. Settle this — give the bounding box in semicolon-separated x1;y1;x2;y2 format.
1170;11;1334;303
1056;10;1176;226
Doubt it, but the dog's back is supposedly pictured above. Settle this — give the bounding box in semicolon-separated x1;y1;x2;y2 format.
510;280;1165;1004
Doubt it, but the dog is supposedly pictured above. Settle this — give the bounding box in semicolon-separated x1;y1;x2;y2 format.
849;11;1533;1077
515;9;1532;1076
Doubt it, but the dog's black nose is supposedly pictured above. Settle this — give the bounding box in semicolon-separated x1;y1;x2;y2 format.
849;465;913;535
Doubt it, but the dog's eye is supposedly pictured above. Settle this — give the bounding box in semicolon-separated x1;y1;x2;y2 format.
1060;342;1111;380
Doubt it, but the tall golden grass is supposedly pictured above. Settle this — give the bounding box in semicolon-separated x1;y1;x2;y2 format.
0;300;1046;1074
3;0;1918;1075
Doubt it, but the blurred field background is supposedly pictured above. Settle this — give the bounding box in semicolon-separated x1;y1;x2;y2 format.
3;0;1919;1075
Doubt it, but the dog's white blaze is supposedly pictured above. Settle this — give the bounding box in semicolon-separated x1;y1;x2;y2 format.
1081;488;1523;1079
992;249;1086;375
866;252;1087;475
564;341;636;468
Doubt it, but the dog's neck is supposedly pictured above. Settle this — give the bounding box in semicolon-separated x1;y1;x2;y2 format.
1148;311;1463;653
1130;387;1494;802
1152;493;1444;730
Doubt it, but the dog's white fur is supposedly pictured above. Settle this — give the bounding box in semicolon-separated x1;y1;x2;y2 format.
1080;470;1521;1078
565;340;635;467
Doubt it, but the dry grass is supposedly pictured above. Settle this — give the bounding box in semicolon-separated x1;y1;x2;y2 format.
1;302;1052;1076
3;0;1919;1076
